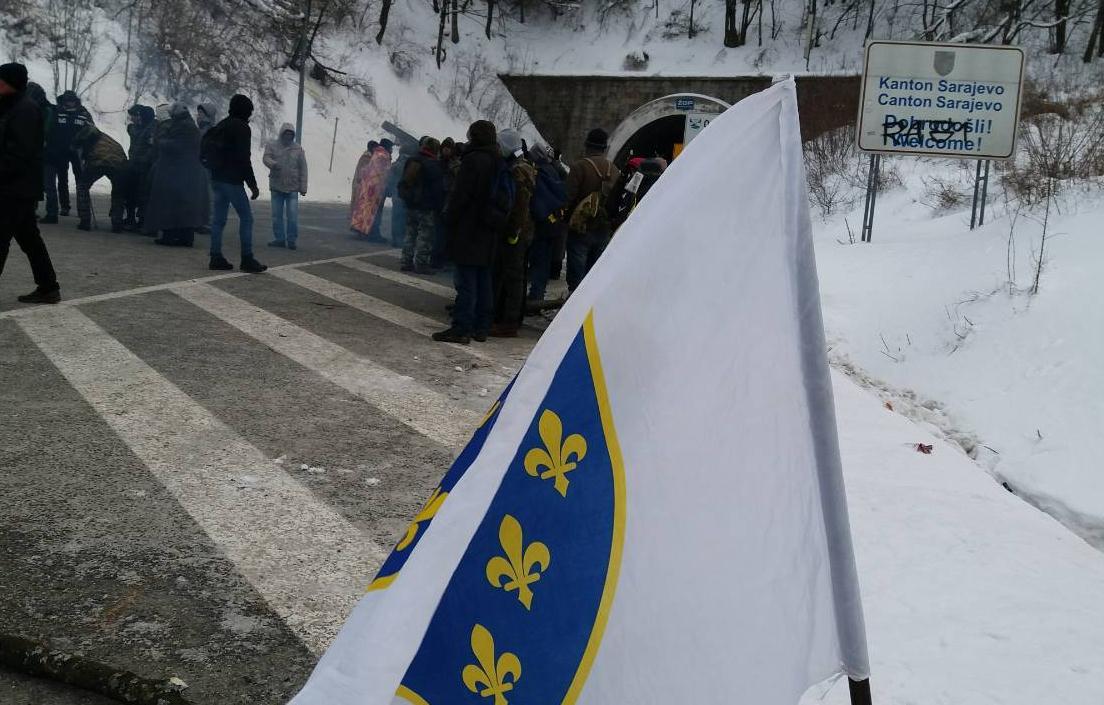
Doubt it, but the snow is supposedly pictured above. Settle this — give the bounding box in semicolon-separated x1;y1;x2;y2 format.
807;369;1104;705
811;160;1104;550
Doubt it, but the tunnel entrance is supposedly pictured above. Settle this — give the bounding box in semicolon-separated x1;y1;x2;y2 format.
607;93;730;167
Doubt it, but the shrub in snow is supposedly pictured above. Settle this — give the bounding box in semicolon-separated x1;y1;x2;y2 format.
622;50;650;71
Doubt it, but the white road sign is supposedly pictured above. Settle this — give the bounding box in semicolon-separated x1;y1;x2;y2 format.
684;111;715;144
857;40;1025;159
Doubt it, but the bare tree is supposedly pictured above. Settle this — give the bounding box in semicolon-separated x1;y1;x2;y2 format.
376;0;393;43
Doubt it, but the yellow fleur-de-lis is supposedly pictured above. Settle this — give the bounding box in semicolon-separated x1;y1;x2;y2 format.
524;409;587;497
396;487;446;551
485;515;551;610
461;624;521;705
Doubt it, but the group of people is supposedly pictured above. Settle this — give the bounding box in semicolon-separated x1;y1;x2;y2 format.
348;121;667;344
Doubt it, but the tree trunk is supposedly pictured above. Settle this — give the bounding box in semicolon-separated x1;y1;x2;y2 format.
1084;0;1104;60
485;0;494;39
376;0;393;44
451;0;460;42
1053;0;1069;52
725;0;741;46
436;0;448;68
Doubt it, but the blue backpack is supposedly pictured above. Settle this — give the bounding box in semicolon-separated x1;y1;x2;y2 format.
530;162;567;223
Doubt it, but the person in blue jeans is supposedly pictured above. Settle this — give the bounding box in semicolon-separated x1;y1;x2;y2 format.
202;94;266;273
263;122;308;250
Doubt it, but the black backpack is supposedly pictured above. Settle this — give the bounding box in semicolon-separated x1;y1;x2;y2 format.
482;159;516;232
200;120;227;171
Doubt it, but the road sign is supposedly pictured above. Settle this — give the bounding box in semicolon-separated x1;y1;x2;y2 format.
675;97;695;111
683;112;714;145
857;40;1025;159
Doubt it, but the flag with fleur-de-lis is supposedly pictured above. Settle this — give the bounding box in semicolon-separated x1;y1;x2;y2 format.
290;78;869;705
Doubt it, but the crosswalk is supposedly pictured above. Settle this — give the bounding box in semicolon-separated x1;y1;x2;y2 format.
0;253;546;699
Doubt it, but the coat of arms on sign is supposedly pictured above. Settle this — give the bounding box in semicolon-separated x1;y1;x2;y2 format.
933;50;956;76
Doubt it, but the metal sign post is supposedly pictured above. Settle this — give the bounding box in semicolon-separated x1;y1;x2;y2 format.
860;154;881;243
856;39;1025;242
329;117;339;172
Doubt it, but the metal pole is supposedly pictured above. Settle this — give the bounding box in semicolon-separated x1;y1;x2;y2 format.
849;678;873;705
860;153;879;243
978;159;990;227
294;0;313;145
328;117;339;172
969;158;982;229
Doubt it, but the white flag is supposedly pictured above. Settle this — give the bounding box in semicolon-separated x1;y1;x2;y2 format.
291;78;869;705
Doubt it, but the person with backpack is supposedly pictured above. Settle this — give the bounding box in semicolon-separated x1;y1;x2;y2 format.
44;90;93;223
123;104;156;232
0;63;61;304
525;143;567;309
398;136;444;273
263;122;308;250
72;123;128;233
432;120;502;345
201;94;266;273
565;128;619;294
489;129;535;338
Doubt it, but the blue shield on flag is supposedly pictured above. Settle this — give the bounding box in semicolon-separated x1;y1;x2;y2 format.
397;316;624;705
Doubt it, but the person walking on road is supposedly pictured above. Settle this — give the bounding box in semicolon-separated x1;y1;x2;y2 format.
123;104;156;232
72;123;129;233
44;89;93;223
490;129;535;338
565;128;619;294
201;93;266;273
143;103;209;247
263;122;308;251
349;139;391;243
0;63;60;304
398;136;444;274
433;120;502;345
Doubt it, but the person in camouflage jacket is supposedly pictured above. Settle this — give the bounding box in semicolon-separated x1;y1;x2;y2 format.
72;124;128;232
490;129;536;338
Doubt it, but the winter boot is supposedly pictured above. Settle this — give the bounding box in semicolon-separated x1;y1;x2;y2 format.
490;323;519;339
267;240;287;248
76;220;91;232
240;257;268;274
209;255;234;271
17;287;61;305
59;208;70;217
432;328;471;345
38;214;58;225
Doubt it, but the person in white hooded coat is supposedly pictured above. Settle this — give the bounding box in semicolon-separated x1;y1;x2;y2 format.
262;122;308;249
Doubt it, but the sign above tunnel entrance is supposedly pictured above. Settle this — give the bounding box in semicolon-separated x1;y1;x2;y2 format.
675;97;696;111
857;40;1024;159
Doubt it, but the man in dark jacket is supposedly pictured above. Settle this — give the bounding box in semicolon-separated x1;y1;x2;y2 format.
490;129;536;338
433;120;500;345
433;137;462;268
46;90;93;221
565;128;619;294
72;124;128;232
203;94;265;273
525;143;567;308
0;63;60;304
399;136;444;273
123;104;156;231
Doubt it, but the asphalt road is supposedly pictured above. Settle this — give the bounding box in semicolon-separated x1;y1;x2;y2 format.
0;197;561;703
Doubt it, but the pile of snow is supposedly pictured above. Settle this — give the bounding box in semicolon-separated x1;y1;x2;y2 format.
812;158;1104;550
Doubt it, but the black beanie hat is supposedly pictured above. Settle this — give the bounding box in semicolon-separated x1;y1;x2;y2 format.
467;120;497;148
585;128;609;152
0;63;29;93
228;94;254;119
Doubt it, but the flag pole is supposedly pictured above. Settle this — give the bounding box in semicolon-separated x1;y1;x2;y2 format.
849;677;872;705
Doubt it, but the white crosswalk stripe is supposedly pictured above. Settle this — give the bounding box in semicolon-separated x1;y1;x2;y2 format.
16;306;385;655
338;258;457;299
171;282;482;449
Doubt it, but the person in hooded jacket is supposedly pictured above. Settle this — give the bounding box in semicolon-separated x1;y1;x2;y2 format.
196;103;217;138
386;140;413;247
490;129;536;338
398;136;443;273
123;104;156;231
203;93;266;273
44;89;92;222
143;103;209;247
72;123;128;232
263;123;308;250
0;63;61;304
432;120;500;345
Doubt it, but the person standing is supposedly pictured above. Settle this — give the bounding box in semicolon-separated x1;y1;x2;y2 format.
564;128;619;294
44;89;92;222
24;83;54;224
0;63;60;304
525;143;567;309
143;103;209;247
433;137;461;268
490;129;535;338
433;120;501;345
263;122;308;250
387;140;413;247
349;139;391;243
398;136;444;273
196;103;217;138
201;93;266;273
72;123;129;233
123;104;156;232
